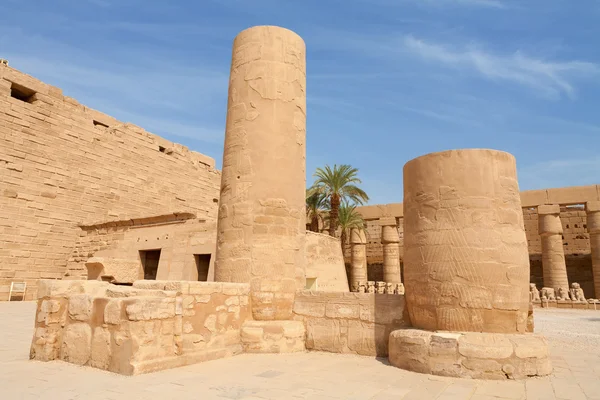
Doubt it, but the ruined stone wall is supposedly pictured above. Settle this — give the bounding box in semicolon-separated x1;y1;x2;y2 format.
304;231;349;292
30;279;250;375
292;291;408;356
0;65;220;300
66;215;217;282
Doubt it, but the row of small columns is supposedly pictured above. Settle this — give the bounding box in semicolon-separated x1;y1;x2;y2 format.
349;217;402;290
538;202;600;296
349;202;600;297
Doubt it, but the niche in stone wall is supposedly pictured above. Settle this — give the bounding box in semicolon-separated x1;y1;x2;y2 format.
10;82;36;103
140;249;161;280
194;254;211;281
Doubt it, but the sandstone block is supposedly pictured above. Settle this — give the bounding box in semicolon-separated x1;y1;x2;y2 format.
510;335;549;359
61;323;92;365
90;327;111;369
293;300;326;317
68;294;93;322
104;299;124;325
241;320;305;353
458;333;514;359
30;326;61;361
125;298;175;321
325;303;359;319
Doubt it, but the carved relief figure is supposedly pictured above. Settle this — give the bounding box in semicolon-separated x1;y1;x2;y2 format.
569;283;586;302
529;283;541;302
376;281;386;294
540;287;556;301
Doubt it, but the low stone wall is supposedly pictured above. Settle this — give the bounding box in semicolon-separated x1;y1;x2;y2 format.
304;231;349;292
389;329;552;380
534;300;600;310
293;291;408;357
30;279;250;375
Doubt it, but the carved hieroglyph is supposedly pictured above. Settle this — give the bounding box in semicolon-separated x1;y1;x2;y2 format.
380;217;402;284
538;204;569;291
403;149;530;333
214;26;307;320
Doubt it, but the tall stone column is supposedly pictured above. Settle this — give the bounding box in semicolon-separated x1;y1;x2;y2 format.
380;217;401;283
214;26;307;352
586;201;600;298
538;204;569;291
350;228;367;290
389;149;551;380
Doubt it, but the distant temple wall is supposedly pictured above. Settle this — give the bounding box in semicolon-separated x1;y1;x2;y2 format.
351;185;600;298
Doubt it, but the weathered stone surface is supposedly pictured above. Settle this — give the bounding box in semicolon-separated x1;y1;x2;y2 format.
325;303;359;319
30;326;61;361
60;323;92;365
510;335;549;359
458;333;514;359
389;329;552;380
305;231;349;292
90;327;111;369
403;150;530;333
125;298;175;321
85;257;143;284
241;320;305;353
104;299;123;324
68;294;93;322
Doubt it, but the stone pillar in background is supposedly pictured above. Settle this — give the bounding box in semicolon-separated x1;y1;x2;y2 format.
586;201;600;298
214;26;306;324
538;204;569;291
380;217;401;283
403;149;530;333
350;228;367;290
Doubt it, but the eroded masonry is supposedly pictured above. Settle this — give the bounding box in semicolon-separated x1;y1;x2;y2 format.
1;25;598;380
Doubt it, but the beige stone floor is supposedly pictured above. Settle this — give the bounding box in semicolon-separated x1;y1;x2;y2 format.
1;302;599;400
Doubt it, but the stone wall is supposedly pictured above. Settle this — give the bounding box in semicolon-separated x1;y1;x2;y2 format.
66;214;217;282
30;279;250;375
0;65;220;300
304;232;349;292
292;291;408;357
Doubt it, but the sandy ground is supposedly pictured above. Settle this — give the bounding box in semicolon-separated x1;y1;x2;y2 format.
535;307;600;355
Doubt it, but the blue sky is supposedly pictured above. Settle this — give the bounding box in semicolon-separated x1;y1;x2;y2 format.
1;0;599;205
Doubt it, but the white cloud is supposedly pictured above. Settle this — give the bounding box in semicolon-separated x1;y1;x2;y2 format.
403;36;599;99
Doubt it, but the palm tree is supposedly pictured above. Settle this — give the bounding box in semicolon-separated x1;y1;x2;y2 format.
310;164;369;237
333;203;365;251
306;190;327;232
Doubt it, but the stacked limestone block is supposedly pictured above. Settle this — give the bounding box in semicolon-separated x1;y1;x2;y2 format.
389;330;550;380
293;291;408;356
389;149;552;379
30;279;250;375
214;25;307;352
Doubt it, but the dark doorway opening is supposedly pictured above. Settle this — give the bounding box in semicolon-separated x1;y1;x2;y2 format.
195;254;211;281
140;249;161;280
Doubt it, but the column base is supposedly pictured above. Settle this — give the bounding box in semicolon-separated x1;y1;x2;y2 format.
389;329;552;380
240;320;306;353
